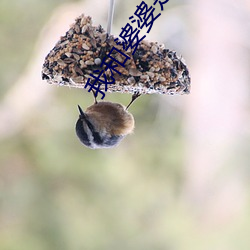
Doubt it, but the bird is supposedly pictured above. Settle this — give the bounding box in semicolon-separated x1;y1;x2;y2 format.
75;92;140;149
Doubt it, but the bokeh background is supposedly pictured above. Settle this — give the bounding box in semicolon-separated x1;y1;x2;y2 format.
1;0;250;249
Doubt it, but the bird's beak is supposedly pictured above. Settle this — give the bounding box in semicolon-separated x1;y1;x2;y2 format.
77;105;86;119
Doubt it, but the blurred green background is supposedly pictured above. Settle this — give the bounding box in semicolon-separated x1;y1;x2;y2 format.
1;0;250;249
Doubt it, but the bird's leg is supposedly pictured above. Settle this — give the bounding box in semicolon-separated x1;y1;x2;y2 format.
126;91;141;110
91;90;98;104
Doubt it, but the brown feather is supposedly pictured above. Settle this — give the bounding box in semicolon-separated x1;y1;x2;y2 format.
85;102;134;135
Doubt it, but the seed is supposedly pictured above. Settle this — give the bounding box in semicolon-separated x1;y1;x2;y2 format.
100;33;107;43
85;60;94;65
140;75;149;81
147;72;154;78
75;24;80;34
74;66;83;75
63;58;75;64
127;77;135;84
65;52;72;58
59;40;69;47
82;43;90;50
57;59;67;66
151;45;158;54
149;67;155;72
72;76;84;83
142;40;150;47
94;58;102;65
81;25;88;34
72;48;85;55
73;53;80;60
129;68;142;77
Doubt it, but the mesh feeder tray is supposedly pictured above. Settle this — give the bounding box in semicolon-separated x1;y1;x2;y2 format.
42;14;191;95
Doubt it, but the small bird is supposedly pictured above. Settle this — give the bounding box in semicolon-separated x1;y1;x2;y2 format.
75;93;140;149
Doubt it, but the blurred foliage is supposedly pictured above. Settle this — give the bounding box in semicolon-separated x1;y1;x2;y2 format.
0;0;73;98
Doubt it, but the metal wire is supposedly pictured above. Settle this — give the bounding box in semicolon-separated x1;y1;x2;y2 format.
107;0;115;34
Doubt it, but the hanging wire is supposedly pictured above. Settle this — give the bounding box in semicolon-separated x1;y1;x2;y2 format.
107;0;115;34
